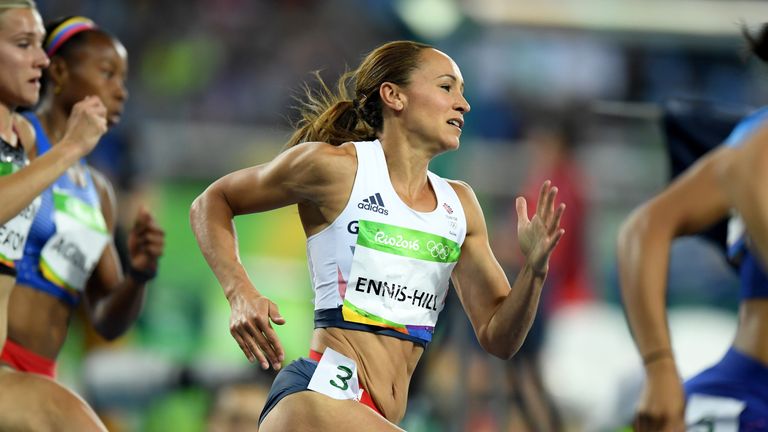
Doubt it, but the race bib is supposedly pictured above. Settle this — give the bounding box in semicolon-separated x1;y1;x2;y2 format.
0;161;40;263
307;347;362;401
40;189;108;291
342;220;460;343
686;394;745;432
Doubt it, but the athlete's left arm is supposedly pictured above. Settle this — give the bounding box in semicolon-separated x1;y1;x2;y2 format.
83;169;165;340
451;180;564;359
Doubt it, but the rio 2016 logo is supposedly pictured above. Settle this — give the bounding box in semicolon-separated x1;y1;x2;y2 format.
373;231;420;251
427;240;451;259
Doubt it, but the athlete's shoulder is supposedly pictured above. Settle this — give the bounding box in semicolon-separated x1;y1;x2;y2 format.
288;140;356;157
725;106;768;148
86;165;117;225
445;178;474;199
86;165;116;204
442;179;483;234
444;179;481;213
287;141;358;174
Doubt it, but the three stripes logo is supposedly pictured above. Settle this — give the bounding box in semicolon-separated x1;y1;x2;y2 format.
358;192;389;215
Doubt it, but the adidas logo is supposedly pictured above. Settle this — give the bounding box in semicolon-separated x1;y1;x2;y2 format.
358;192;389;215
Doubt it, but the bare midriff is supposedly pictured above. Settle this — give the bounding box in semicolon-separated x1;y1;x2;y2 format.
0;275;14;349
3;284;70;361
310;327;424;423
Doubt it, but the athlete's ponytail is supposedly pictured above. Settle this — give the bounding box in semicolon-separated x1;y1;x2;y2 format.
286;40;432;148
286;70;375;148
742;22;768;63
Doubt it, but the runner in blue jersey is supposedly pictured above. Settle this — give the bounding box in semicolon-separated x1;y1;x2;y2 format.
192;40;566;431
0;14;165;384
0;1;109;430
619;23;768;432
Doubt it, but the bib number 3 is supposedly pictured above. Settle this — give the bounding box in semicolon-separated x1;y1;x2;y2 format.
307;348;362;401
330;365;353;391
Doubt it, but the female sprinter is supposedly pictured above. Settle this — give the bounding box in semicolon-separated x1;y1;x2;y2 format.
1;15;164;383
192;40;565;431
0;1;109;430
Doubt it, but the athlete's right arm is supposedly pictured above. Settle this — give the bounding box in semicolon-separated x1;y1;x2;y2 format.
617;146;733;432
0;96;106;224
190;142;349;370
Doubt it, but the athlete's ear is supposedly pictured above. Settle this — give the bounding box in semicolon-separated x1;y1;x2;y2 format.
380;82;405;112
47;57;70;93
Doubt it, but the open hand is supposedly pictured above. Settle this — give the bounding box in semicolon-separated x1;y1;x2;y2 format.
228;288;286;370
516;180;565;275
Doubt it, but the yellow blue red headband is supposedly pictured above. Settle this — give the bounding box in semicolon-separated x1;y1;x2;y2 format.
44;16;97;57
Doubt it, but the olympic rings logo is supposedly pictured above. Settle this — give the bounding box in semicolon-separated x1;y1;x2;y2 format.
427;240;451;260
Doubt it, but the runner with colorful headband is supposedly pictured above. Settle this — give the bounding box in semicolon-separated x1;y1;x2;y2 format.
0;1;109;430
0;11;164;427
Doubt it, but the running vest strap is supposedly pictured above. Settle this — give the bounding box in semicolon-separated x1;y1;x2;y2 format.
724;106;768;298
14;113;109;307
0;134;41;274
307;140;467;345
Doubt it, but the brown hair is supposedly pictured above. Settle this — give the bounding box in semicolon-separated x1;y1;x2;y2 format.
742;22;768;63
286;40;432;147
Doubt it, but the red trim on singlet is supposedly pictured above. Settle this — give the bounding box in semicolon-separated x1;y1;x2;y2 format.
0;339;56;378
309;349;383;416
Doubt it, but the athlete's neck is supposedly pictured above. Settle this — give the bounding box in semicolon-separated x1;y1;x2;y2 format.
36;99;69;147
377;136;434;208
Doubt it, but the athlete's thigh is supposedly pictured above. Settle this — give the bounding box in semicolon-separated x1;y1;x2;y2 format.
260;391;404;432
0;369;107;432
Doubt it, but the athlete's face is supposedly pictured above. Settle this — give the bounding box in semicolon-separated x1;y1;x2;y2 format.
0;8;48;110
398;48;470;151
58;33;128;126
